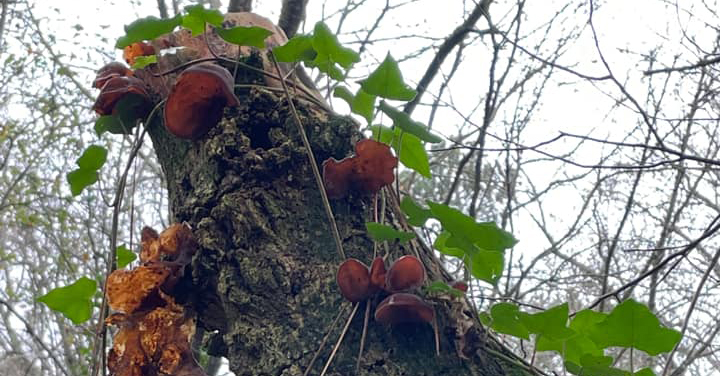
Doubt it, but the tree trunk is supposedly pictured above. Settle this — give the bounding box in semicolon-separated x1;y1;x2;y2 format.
140;15;532;376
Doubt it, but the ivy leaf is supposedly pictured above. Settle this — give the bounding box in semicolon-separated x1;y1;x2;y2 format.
67;169;98;196
37;277;96;324
273;34;316;62
116;14;182;49
400;195;432;226
182;4;223;36
131;54;157;69
465;248;504;284
588;299;681;356
427;201;517;252
67;145;107;196
489;303;529;339
76;145;108;171
634;369;655;376
433;231;465;258
116;244;137;269
365;222;415;243
424;281;464;298
565;354;629;376
216;26;273;48
537;309;606;365
308;21;359;80
519;303;575;341
378;101;442;143
333;86;376;124
371;125;431;177
359;53;417;101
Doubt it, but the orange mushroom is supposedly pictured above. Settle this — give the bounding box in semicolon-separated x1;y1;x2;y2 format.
163;63;240;139
123;42;155;66
374;293;434;325
336;258;371;303
385;255;425;292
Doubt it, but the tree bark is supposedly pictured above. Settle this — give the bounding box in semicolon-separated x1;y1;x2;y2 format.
139;15;531;376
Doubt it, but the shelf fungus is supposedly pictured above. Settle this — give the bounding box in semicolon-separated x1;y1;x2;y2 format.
322;139;398;198
374;292;435;325
105;223;204;376
163;63;240;139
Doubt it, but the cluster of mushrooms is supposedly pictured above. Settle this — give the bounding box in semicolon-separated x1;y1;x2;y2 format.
337;255;434;326
93;44;240;140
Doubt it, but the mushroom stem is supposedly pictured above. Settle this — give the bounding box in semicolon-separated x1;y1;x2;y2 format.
320;303;359;376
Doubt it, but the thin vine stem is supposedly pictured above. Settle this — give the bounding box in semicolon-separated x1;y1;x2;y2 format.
269;52;346;260
90;101;163;376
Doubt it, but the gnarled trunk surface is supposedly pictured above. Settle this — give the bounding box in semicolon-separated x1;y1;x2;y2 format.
140;13;531;376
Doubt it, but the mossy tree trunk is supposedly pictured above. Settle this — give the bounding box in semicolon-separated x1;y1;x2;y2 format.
139;25;532;375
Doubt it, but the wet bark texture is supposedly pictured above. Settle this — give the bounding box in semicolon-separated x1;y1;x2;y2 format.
141;14;531;376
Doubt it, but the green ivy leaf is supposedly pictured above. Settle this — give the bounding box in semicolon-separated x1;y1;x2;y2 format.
359;53;417;101
537;309;607;365
588;299;681;356
489;302;529;339
478;311;492;326
634;369;655;376
400;196;432;226
519;303;575;341
378;101;442;143
333;86;376;124
67;169;98;196
371;125;431;177
182;4;223;36
365;222;415;243
433;231;465;258
116;244;137;269
131;54;157;69
37;277;96;324
308;21;360;80
564;354;630;376
273;34;316;62
67;145;107;196
424;281;464;298
465;248;504;284
216;26;273;48
116;14;182;49
427;201;517;252
76;145;108;171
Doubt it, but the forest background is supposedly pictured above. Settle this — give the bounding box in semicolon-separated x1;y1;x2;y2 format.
1;0;719;375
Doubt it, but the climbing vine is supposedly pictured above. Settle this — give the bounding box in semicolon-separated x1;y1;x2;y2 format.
39;4;681;376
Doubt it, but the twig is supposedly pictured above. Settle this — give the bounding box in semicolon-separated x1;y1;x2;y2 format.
270;52;346;260
320;303;359;376
90;102;162;376
303;303;348;376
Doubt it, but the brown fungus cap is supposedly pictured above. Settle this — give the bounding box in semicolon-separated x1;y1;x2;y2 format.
163;63;240;139
322;139;398;198
385;255;425;292
336;258;371;303
369;256;386;293
93;62;133;89
374;293;434;325
92;76;150;116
